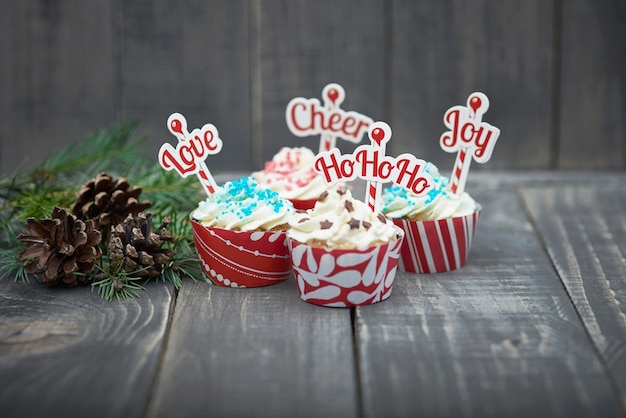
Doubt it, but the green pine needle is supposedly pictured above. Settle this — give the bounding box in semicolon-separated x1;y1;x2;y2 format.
91;274;146;302
0;120;208;300
0;248;30;283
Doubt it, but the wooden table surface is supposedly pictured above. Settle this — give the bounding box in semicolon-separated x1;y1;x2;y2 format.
1;172;625;418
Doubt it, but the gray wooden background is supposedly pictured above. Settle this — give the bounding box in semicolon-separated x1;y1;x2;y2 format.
1;0;624;176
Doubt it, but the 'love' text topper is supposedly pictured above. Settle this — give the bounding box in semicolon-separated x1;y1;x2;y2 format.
314;121;434;213
286;83;374;154
158;112;223;196
440;92;500;195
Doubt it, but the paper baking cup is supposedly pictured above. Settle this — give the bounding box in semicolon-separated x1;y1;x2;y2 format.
287;229;404;307
190;219;291;288
391;209;480;273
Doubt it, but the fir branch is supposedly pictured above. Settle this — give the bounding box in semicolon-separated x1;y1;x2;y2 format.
35;120;144;181
91;274;146;302
134;166;204;216
90;260;149;302
159;238;202;289
0;120;209;301
0;248;30;283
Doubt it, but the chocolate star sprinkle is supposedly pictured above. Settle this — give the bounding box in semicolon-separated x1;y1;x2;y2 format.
298;217;310;223
348;218;361;229
320;220;333;229
337;189;346;196
362;221;372;230
377;213;387;223
344;200;354;213
318;191;329;202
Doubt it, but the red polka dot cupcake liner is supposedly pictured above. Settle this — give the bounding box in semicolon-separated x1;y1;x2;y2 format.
190;219;291;288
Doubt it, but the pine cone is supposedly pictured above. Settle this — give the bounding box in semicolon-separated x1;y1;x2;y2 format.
18;207;103;287
108;213;175;278
71;172;152;236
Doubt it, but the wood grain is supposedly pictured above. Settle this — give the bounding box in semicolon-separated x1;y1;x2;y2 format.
389;0;554;171
116;0;252;172
558;0;626;169
0;281;173;418
256;0;387;170
0;0;115;174
355;183;625;417
1;1;625;173
520;181;626;408
146;279;358;418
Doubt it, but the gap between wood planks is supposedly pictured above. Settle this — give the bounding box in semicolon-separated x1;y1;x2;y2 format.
142;287;179;418
514;183;626;416
350;307;365;418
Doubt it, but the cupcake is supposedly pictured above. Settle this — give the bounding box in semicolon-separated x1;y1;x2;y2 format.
287;189;404;307
252;147;339;210
381;163;480;273
190;176;294;288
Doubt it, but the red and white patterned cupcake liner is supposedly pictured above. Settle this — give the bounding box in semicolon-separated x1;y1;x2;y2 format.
190;219;291;288
391;209;480;273
287;228;404;307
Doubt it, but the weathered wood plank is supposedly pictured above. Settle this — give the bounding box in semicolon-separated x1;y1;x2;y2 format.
355;182;625;417
521;181;626;408
558;0;626;169
0;281;173;418
389;0;554;171
256;0;387;169
147;279;358;418
0;0;115;175
118;0;252;172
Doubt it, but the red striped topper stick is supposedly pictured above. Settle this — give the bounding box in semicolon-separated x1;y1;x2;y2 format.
158;113;223;197
319;83;345;153
365;122;392;213
441;92;500;195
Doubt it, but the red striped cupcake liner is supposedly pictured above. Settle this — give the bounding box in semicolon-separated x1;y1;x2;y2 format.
287;228;404;307
391;209;480;273
190;219;292;288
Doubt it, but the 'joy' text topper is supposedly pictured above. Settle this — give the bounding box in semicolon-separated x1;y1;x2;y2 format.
314;121;433;213
158;112;223;196
286;83;374;153
440;92;500;195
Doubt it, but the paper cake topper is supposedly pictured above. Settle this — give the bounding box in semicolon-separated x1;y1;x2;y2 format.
158;112;223;196
440;92;500;194
286;83;374;153
314;121;433;213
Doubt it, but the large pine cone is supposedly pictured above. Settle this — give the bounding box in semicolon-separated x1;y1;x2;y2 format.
108;213;175;278
71;172;152;235
18;207;103;287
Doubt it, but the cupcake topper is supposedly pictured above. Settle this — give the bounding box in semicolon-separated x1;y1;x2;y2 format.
314;121;434;213
286;83;374;153
440;92;500;194
158;112;223;197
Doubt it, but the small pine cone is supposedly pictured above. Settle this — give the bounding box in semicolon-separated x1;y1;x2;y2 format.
71;172;152;237
18;207;103;287
108;213;175;278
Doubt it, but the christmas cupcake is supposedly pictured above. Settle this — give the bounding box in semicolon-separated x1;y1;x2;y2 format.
252;147;339;210
190;176;294;288
287;189;404;307
381;163;480;273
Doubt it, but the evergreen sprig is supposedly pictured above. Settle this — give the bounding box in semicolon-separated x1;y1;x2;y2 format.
0;121;206;300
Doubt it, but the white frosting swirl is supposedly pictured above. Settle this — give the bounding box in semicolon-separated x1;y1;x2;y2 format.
192;177;293;231
252;147;334;200
287;189;400;250
381;163;477;220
